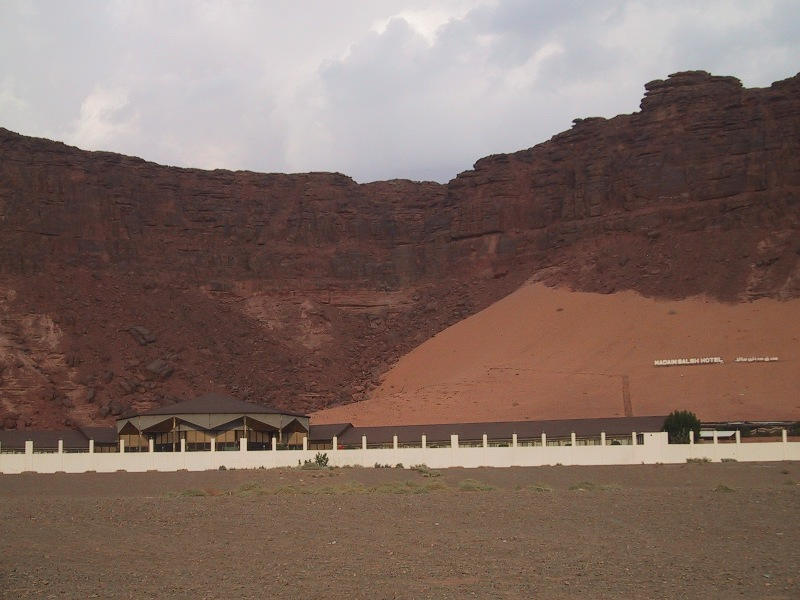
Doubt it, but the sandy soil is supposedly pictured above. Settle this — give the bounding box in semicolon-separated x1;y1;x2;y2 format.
313;284;800;425
1;463;798;599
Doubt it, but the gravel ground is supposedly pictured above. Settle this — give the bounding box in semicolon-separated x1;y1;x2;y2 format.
1;462;798;599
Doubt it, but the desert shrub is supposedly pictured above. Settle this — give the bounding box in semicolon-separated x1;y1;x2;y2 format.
411;464;441;477
395;463;404;469
663;410;701;444
569;481;596;491
721;458;737;463
713;484;734;493
686;457;711;464
458;479;494;492
314;452;329;467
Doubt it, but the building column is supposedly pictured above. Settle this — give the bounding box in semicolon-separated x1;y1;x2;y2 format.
421;434;426;449
600;432;606;446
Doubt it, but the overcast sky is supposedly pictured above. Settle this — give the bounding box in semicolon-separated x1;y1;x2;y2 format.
2;1;798;183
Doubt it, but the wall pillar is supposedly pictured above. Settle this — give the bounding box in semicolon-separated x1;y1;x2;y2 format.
600;432;606;446
149;438;155;453
421;434;426;449
689;430;694;445
362;435;367;450
271;437;277;451
209;437;215;452
332;436;338;451
631;432;637;446
541;432;546;447
89;439;95;454
735;430;741;444
393;435;398;450
482;434;488;448
450;434;459;449
239;437;247;452
783;429;788;443
58;439;63;454
302;436;308;451
512;433;518;448
570;432;577;446
25;440;33;455
119;439;125;454
712;431;718;445
180;438;186;453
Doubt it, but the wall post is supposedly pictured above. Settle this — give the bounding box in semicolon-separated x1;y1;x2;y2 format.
332;436;338;451
25;440;33;455
631;432;637;446
482;434;488;448
58;439;63;454
361;435;367;450
541;432;546;447
180;438;186;453
451;434;459;449
712;431;718;445
239;437;247;452
689;430;694;445
783;429;788;443
512;433;518;448
735;430;741;444
600;432;606;446
302;436;308;451
89;439;95;454
393;435;398;450
421;434;426;449
149;438;155;453
271;437;277;451
209;437;215;452
571;432;577;446
119;439;125;454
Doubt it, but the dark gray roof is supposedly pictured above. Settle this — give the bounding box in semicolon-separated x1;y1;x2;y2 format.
337;416;667;445
133;393;308;418
308;423;353;441
0;428;116;450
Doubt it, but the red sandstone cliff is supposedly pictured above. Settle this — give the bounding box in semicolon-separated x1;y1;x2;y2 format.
0;70;798;428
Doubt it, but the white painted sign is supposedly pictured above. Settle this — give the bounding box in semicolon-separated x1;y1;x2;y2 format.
734;356;778;363
653;357;723;367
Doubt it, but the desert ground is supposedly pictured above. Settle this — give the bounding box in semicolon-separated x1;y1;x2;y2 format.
313;284;800;426
1;462;798;599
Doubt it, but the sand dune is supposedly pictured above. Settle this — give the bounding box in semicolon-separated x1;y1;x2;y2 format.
312;284;800;425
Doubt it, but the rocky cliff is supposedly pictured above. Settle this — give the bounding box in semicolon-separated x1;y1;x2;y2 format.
1;70;798;429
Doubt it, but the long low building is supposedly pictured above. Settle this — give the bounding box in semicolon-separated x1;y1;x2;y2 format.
0;426;118;453
308;415;668;449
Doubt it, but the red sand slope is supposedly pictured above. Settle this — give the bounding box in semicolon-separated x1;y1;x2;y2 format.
312;284;800;425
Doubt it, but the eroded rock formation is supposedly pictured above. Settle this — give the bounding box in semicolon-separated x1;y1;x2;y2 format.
0;70;798;428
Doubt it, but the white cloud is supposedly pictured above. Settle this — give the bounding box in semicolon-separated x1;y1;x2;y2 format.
1;0;798;182
70;87;138;149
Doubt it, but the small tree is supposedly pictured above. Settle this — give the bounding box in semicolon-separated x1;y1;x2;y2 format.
662;410;701;444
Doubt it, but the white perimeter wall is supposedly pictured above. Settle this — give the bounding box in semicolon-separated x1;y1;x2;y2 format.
1;432;798;474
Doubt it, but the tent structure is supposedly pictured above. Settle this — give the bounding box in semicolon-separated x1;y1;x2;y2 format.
115;393;309;451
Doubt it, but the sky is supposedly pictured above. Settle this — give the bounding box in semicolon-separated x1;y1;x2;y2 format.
1;1;799;183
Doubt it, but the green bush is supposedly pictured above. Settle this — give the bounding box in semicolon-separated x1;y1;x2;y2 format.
663;410;701;444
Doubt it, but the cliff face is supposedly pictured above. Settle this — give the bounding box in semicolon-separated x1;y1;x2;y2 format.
0;70;798;429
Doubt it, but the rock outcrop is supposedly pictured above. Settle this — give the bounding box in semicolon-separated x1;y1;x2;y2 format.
0;70;798;428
